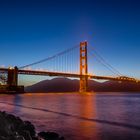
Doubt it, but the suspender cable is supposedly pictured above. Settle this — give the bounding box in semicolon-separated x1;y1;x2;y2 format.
19;44;79;69
89;46;122;76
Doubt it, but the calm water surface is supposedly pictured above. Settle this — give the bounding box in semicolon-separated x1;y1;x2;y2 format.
0;92;140;140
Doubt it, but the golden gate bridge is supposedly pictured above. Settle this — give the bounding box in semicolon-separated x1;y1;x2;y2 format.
0;41;139;93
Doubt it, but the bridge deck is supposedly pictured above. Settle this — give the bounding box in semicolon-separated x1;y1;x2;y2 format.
0;68;139;83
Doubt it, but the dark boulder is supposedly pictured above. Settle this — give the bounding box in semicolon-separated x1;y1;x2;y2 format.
18;121;36;137
0;111;65;140
0;111;34;140
38;131;65;140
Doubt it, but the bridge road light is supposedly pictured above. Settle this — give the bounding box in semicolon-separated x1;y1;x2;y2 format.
9;66;14;70
87;73;92;80
88;75;91;79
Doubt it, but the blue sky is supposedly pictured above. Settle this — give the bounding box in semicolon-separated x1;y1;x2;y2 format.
0;0;140;85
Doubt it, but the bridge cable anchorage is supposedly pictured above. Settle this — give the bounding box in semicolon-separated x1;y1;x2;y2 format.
88;46;123;76
19;44;79;69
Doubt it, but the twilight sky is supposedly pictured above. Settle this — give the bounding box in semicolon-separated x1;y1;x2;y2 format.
0;0;140;85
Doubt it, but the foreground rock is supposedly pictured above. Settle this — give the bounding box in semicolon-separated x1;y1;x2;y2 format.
0;111;65;140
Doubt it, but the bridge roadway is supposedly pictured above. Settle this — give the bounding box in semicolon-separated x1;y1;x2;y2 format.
0;67;139;83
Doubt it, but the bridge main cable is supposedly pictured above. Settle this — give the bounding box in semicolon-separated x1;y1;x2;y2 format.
88;45;123;76
19;44;79;69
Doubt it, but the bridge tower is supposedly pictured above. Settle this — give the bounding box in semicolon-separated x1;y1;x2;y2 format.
8;66;18;86
79;41;88;92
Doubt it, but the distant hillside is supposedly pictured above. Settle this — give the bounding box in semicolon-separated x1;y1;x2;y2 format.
26;78;79;92
25;77;140;93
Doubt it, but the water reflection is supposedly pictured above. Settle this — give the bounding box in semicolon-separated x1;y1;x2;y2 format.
13;95;22;113
0;94;15;113
0;93;140;140
77;93;99;140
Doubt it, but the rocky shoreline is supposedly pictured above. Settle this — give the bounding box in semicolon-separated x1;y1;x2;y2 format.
0;111;65;140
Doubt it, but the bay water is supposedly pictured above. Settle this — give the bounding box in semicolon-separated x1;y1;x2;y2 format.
0;92;140;140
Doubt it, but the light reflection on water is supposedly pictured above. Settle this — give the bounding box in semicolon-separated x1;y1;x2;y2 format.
0;92;140;140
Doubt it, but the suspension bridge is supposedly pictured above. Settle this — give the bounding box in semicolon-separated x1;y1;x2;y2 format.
0;41;139;93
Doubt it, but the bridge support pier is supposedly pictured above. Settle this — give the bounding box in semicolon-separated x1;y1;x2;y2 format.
6;66;24;93
79;41;88;92
8;66;18;86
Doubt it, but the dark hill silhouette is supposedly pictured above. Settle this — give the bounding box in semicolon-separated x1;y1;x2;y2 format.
25;77;140;93
26;78;79;92
101;80;140;92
